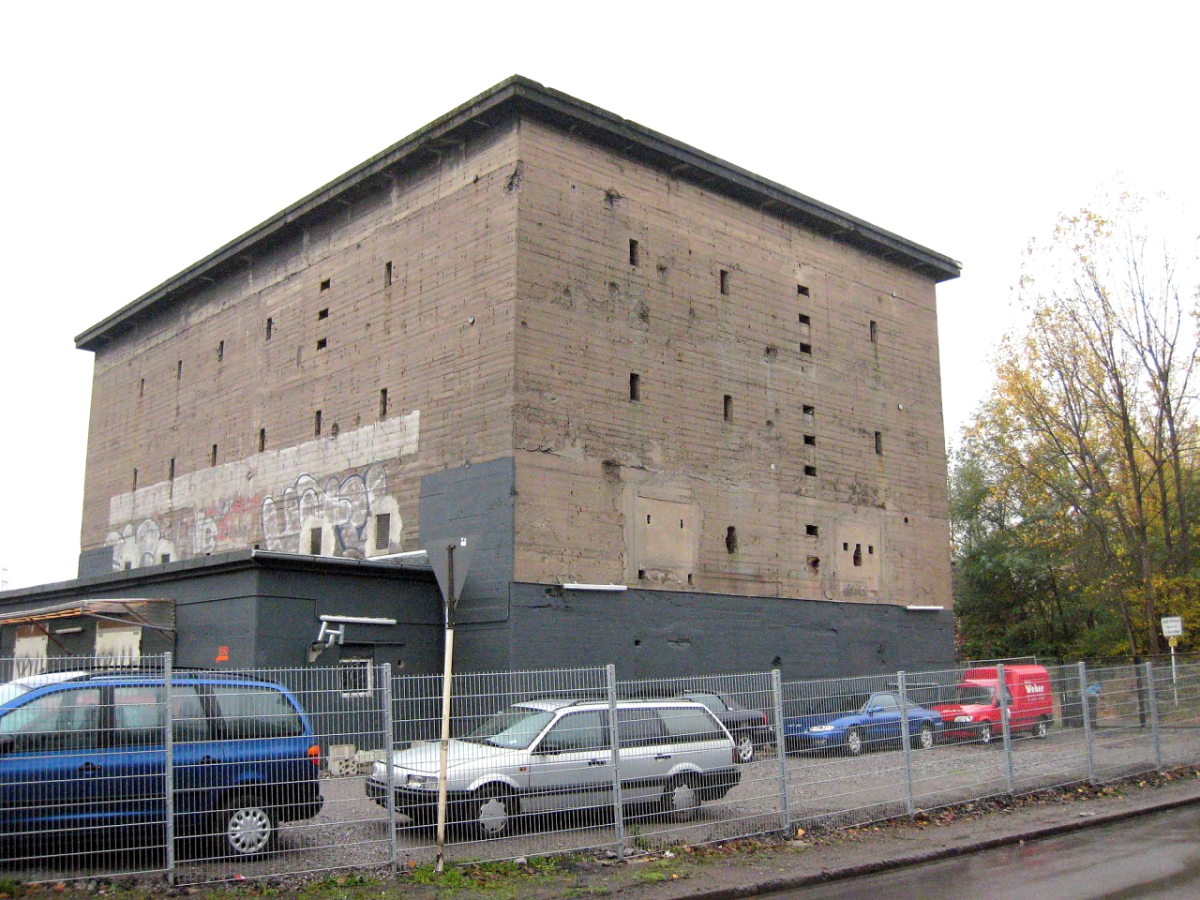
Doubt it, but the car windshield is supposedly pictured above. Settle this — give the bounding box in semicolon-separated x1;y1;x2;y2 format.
465;706;555;749
861;693;899;712
0;683;32;706
954;685;995;705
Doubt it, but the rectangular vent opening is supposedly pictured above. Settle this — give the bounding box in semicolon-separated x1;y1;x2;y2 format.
374;513;391;550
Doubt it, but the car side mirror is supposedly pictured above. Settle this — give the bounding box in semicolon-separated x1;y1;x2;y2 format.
865;706;881;715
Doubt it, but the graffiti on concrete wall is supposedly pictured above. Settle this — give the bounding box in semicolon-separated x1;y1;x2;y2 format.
104;409;418;571
108;462;400;570
262;462;395;556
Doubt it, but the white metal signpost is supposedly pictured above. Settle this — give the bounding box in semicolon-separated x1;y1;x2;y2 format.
1162;616;1184;703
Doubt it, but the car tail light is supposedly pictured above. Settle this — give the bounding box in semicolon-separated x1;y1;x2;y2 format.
733;746;739;765
308;744;321;767
762;712;768;725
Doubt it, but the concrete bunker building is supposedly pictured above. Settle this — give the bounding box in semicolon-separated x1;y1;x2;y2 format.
2;77;960;677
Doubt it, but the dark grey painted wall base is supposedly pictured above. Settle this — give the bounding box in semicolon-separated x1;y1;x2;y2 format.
452;582;954;681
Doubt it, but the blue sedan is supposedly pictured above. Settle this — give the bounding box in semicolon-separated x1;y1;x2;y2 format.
784;691;944;756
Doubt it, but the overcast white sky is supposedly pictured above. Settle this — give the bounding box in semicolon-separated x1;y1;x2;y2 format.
1;3;1196;591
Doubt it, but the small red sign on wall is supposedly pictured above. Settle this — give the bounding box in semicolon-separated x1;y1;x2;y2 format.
216;646;229;662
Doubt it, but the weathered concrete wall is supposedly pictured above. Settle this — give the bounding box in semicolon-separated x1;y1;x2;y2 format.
510;118;951;608
82;122;522;572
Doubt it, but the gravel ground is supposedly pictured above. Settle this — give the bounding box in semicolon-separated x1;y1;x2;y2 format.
6;715;1198;886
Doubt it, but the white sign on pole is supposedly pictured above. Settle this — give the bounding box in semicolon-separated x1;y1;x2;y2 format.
1162;616;1184;637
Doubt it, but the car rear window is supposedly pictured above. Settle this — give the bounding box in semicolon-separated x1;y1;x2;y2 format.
617;707;668;747
211;685;304;739
655;706;726;743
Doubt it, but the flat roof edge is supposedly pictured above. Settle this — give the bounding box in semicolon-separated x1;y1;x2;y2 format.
76;75;960;351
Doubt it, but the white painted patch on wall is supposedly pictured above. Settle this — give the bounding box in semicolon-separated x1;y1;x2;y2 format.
105;411;418;568
109;410;419;523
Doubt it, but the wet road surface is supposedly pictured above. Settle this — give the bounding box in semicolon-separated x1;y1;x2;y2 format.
772;803;1200;900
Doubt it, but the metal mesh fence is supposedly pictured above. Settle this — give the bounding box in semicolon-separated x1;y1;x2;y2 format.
2;654;1200;883
384;666;613;866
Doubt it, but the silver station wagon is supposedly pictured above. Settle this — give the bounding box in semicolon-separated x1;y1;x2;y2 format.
367;698;741;837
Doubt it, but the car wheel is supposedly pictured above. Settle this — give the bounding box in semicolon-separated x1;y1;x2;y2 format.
914;722;935;750
977;723;993;746
735;733;756;764
663;775;700;822
845;727;864;757
223;794;275;857
471;785;517;839
1033;716;1050;739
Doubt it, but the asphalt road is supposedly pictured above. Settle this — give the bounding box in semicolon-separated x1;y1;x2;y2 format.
772;803;1200;900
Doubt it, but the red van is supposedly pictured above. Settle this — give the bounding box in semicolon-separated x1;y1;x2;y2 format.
934;665;1054;744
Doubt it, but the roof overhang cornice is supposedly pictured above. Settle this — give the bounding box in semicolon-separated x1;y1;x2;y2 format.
76;75;960;352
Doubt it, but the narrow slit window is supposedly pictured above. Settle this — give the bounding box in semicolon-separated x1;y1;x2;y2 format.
803;404;815;417
168;458;175;481
314;410;323;436
799;342;812;355
798;313;811;326
804;465;817;477
638;569;647;580
160;553;171;564
868;545;874;555
309;528;322;555
318;308;329;321
725;526;738;554
875;431;883;455
806;524;819;537
797;284;810;297
853;544;863;567
217;340;224;362
138;378;144;398
384;261;393;287
870;319;878;343
259;428;267;453
176;360;182;380
132;468;138;492
265;317;273;340
210;444;218;467
719;269;730;295
723;394;733;422
320;278;330;292
379;388;388;418
629;239;640;266
316;338;328;351
629;372;641;401
374;513;391;550
804;434;816;446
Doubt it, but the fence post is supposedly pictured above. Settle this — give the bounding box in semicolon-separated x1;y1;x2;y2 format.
1080;661;1096;784
605;664;625;860
771;669;790;833
897;671;914;815
998;663;1014;795
381;663;397;875
1146;661;1161;772
163;652;176;884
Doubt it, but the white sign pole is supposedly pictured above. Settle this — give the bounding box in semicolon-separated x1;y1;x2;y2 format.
1161;617;1183;705
1172;642;1179;705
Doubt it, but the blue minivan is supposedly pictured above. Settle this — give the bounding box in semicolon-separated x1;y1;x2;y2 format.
0;670;323;857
